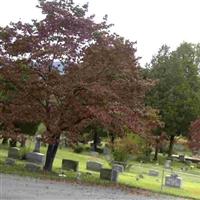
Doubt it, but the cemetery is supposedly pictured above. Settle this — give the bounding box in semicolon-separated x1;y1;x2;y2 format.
0;139;200;199
0;0;200;199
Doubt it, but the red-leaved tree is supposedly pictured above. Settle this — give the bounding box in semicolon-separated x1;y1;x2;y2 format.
189;119;200;154
0;0;160;171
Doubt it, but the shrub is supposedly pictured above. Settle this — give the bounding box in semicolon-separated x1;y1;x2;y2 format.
111;133;147;163
73;144;84;153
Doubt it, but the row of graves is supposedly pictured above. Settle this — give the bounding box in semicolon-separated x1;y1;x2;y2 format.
5;136;197;188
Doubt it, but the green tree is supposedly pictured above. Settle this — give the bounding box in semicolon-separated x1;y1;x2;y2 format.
145;42;200;157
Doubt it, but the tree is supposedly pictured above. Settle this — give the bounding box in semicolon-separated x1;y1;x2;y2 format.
0;1;160;171
145;42;200;157
0;0;109;171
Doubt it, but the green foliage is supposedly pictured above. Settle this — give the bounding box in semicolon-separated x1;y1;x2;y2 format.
73;143;84;153
111;133;147;163
15;122;39;136
145;42;200;137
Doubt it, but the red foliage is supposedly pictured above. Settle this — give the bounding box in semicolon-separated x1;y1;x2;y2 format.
0;1;160;146
189;119;200;152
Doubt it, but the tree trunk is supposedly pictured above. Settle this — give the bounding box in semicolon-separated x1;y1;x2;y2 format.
9;140;17;147
93;131;98;152
2;138;8;145
110;133;115;144
153;143;159;161
43;142;59;172
168;135;175;157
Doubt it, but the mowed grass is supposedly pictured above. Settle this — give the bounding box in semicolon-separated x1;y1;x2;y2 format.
0;144;200;199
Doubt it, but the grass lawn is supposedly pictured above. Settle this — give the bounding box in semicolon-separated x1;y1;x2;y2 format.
0;144;200;199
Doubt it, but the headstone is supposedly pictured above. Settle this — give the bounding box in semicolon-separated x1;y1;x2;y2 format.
8;147;21;159
25;162;41;172
164;160;172;169
148;170;159;177
103;147;111;155
26;152;45;165
100;168;118;182
179;154;185;162
33;135;42;153
165;174;182;188
90;151;99;157
5;158;16;166
86;161;102;172
112;164;124;173
62;159;79;171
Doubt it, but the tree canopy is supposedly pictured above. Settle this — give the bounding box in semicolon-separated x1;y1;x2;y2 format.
145;42;200;156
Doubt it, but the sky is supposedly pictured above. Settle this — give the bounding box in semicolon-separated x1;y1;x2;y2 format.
0;0;199;66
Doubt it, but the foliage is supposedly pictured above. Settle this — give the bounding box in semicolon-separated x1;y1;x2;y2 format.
73;143;84;153
111;133;147;163
144;42;200;155
189;119;200;153
0;0;160;170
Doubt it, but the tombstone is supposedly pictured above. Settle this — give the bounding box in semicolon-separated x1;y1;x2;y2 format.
179;154;185;162
86;161;102;172
26;152;45;165
90;151;99;157
62;159;79;171
8;147;21;159
25;162;41;172
100;168;118;182
165;174;182;188
164;160;172;169
103;146;111;155
112;164;124;173
5;158;16;166
148;170;159;177
33;135;42;153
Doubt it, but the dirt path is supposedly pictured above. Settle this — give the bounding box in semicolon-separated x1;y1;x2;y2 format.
0;174;186;200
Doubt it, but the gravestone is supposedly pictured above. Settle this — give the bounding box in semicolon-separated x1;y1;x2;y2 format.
33;135;42;153
5;158;16;166
86;161;102;172
8;147;21;159
103;146;111;155
100;168;118;182
26;152;45;165
25;162;41;172
165;174;182;188
62;159;79;171
164;160;172;169
179;154;185;162
148;170;159;177
90;151;99;157
112;164;124;173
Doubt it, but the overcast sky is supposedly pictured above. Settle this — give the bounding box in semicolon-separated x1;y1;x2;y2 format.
0;0;199;66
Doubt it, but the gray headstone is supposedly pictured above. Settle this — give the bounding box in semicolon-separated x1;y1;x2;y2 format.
8;147;21;159
112;164;124;173
62;159;79;171
148;170;159;177
86;161;102;172
90;151;99;157
164;160;172;169
179;155;185;162
25;162;41;172
5;158;16;166
100;168;118;182
33;135;42;153
165;174;182;188
26;152;45;165
103;147;111;155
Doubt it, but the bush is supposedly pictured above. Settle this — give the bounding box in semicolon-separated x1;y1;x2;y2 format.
73;144;84;153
